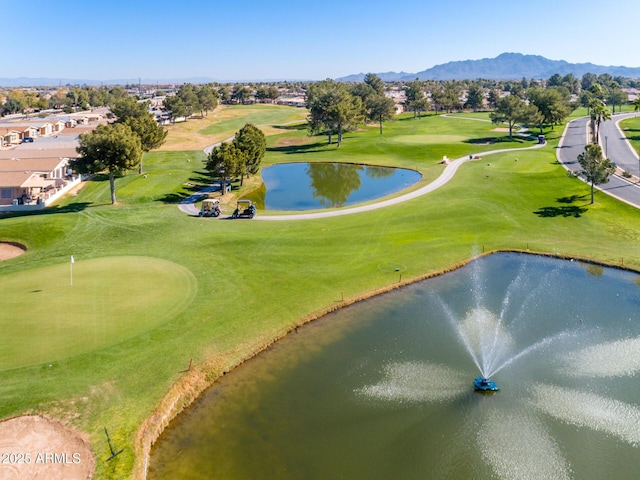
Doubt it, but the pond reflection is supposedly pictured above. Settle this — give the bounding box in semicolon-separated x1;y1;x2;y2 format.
260;162;421;210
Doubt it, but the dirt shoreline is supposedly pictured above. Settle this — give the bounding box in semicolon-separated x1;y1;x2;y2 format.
134;249;638;479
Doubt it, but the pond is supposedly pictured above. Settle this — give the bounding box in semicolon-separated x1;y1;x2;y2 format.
149;253;640;480
258;162;421;210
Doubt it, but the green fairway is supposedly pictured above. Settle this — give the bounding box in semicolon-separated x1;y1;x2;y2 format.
0;257;196;369
1;107;639;479
620;116;640;155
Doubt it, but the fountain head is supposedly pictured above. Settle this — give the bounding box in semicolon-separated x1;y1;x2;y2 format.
474;376;500;392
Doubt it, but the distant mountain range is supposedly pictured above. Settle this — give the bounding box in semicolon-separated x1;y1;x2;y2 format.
3;53;640;87
337;52;640;82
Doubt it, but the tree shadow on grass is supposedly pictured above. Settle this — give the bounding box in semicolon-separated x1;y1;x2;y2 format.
0;202;93;219
159;193;191;204
534;194;589;218
267;142;329;154
464;136;527;145
272;124;308;131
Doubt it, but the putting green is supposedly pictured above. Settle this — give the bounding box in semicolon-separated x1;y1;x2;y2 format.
392;134;469;144
0;256;196;370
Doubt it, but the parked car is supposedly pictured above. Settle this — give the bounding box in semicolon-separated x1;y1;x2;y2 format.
22;137;34;143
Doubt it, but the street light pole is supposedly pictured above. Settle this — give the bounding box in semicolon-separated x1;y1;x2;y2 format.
605;136;608;158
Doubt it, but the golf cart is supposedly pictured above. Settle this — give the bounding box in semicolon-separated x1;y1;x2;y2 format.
232;199;256;219
199;198;221;217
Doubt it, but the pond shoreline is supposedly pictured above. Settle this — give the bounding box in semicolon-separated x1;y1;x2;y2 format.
135;249;638;479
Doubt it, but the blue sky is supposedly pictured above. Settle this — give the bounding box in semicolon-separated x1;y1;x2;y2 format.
4;0;639;81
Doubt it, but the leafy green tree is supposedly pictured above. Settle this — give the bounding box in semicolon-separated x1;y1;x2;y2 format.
487;89;500;109
632;96;640;111
197;85;219;115
490;95;527;139
163;95;188;122
112;97;167;173
547;73;563;87
2;97;24;115
218;85;231;103
205;142;246;191
112;97;148;120
88;88;109;107
367;95;395;134
233;123;266;183
465;84;485;111
441;81;462;113
107;86;128;105
562;73;580;94
231;84;252;104
581;73;598;91
577;144;615;204
519;104;545;134
607;87;627;113
404;79;427;118
527;87;572;132
72;123;143;204
363;73;385;96
176;84;201;117
306;79;363;147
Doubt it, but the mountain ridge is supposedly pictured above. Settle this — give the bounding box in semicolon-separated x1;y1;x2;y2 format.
337;52;640;82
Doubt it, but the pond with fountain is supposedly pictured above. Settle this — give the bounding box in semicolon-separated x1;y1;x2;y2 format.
149;253;640;480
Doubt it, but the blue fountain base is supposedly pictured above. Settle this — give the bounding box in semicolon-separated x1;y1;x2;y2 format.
474;376;500;392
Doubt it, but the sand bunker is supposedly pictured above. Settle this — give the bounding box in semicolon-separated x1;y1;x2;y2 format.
0;243;25;261
0;416;94;480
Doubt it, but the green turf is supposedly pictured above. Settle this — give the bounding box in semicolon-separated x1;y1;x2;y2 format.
619;115;640;156
0;108;639;479
0;257;195;369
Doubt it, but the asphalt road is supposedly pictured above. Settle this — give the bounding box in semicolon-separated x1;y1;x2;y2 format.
557;113;640;208
600;112;640;176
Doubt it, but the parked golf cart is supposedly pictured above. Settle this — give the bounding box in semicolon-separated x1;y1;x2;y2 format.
232;199;256;219
199;198;221;217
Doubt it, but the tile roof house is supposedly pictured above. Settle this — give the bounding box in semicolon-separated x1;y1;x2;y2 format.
0;156;80;210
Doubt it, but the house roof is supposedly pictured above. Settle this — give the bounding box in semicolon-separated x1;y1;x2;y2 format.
0;171;33;188
0;127;21;136
0;148;78;160
3;121;53;128
0;157;70;173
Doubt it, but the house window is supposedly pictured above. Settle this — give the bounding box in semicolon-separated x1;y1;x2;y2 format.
1;188;12;199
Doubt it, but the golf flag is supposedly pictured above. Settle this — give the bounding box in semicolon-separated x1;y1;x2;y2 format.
70;255;74;286
71;255;75;264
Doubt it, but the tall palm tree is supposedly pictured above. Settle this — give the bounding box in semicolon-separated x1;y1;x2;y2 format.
632;96;640;112
589;98;611;144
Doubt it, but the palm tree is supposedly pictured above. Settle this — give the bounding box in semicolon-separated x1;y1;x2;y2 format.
589;98;611;144
632;96;640;112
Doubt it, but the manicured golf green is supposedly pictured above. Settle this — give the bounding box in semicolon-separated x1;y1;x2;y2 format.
0;106;639;480
0;257;195;369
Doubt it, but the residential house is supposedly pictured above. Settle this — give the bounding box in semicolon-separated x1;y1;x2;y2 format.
0;157;77;207
0;128;22;147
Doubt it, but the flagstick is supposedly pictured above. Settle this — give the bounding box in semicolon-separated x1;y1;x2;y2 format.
70;255;74;286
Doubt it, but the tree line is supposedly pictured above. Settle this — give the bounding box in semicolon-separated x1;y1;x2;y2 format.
71;97;167;204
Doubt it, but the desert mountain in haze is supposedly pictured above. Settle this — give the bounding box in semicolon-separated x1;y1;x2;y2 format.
337;52;640;82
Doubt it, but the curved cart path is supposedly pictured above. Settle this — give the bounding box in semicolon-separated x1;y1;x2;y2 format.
182;142;547;219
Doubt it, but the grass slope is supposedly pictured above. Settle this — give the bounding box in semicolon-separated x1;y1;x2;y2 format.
0;107;639;479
